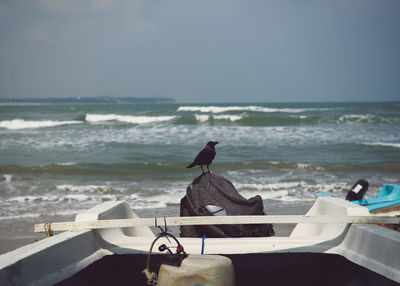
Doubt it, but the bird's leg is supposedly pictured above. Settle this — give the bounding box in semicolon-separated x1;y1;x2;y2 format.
207;164;211;173
200;165;205;173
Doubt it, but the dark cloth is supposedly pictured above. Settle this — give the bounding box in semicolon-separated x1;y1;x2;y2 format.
180;173;275;237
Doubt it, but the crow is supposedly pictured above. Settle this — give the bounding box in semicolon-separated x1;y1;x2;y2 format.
187;141;219;173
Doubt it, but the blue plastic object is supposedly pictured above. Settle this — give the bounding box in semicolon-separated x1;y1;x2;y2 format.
317;184;400;212
351;184;400;212
316;192;332;198
201;234;206;254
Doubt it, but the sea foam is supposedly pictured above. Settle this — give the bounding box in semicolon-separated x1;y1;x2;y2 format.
338;114;375;123
363;142;400;149
0;119;82;130
194;114;244;122
3;174;12;182
86;113;175;124
56;184;124;194
178;106;322;113
234;181;349;202
337;114;399;124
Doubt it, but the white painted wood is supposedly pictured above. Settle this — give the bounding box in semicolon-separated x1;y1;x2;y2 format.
34;215;400;233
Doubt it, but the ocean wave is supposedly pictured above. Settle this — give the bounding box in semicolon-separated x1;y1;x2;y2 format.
57;162;77;166
0;119;82;130
0;176;391;217
3;174;12;182
8;195;60;203
337;114;376;124
267;162;325;171
235;181;349;202
0;213;41;221
194;114;244;122
2;159;399;182
86;113;175;124
363;142;400;149
130;193;168;209
0;208;89;220
4;185;185;211
177;105;324;114
56;184;125;194
173;113;316;126
6;193;112;203
0;162;189;177
337;114;399;124
236;114;317;126
130;188;185;209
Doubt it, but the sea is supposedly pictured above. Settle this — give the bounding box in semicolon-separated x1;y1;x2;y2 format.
0;102;399;252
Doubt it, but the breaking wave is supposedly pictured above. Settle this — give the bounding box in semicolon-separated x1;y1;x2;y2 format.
1;112;398;132
85;113;175;124
0;119;81;130
194;114;244;122
337;114;399;124
177;105;326;113
174;113;317;126
363;142;400;149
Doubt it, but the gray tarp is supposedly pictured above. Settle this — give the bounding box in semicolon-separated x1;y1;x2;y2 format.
180;173;275;237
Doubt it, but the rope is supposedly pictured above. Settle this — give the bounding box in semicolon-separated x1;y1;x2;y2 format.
44;222;53;238
142;268;157;286
159;216;171;243
143;218;187;286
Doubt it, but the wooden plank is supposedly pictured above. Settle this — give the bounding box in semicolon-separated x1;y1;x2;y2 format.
33;215;400;233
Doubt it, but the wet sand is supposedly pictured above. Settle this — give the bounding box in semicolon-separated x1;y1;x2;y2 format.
0;200;313;255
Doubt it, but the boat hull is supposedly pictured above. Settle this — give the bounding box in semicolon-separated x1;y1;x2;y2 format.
1;198;400;285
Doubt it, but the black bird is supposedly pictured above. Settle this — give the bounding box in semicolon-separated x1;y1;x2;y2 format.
187;141;219;173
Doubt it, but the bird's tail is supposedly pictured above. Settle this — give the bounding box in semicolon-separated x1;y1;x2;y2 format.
186;162;196;168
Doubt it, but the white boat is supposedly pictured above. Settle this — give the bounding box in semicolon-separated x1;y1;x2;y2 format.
0;197;399;285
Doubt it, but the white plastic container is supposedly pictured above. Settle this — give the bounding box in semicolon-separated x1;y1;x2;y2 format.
157;254;235;286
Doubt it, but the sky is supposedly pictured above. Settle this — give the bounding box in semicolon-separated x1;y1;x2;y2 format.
0;0;399;103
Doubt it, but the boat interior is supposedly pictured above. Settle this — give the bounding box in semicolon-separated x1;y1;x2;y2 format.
1;197;400;285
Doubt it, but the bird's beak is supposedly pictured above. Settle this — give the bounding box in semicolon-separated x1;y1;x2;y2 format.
215;141;219;145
